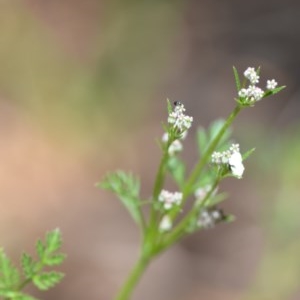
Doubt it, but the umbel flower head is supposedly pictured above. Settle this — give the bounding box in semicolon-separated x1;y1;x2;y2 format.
168;101;193;133
212;144;245;179
198;208;225;229
237;67;280;106
158;190;182;210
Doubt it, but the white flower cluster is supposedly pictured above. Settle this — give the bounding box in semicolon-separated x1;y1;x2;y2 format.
211;144;245;179
238;85;264;102
244;67;260;84
238;67;278;104
158;190;182;210
194;185;218;204
198;208;224;229
195;185;211;201
162;132;184;155
168;102;193;132
266;79;277;90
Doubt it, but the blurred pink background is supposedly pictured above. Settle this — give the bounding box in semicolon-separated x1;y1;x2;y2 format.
0;1;299;299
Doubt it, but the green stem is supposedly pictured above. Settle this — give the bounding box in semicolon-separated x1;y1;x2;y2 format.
158;178;220;253
18;278;32;291
149;147;169;225
114;254;150;300
183;104;242;197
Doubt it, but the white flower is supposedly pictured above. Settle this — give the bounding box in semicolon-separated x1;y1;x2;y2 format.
158;190;183;210
266;79;277;90
159;215;172;232
211;151;223;164
239;85;264;104
162;133;169;143
197;208;224;229
247;85;264;102
179;130;188;140
168;102;193;132
211;143;245;179
238;88;249;98
198;210;214;228
244;67;256;78
228;151;245;179
195;185;218;204
211;210;222;220
244;67;260;84
195;186;210;201
168;140;183;155
229;144;240;152
238;67;283;105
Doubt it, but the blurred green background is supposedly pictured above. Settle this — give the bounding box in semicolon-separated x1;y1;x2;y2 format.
0;1;299;299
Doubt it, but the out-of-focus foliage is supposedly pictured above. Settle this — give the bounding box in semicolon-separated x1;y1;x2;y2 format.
0;1;183;142
245;128;300;300
0;229;65;300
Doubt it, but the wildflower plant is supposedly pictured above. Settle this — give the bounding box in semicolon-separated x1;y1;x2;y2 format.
0;229;65;300
99;67;285;300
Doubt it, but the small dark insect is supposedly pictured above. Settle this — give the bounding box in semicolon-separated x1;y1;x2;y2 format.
209;207;227;223
174;101;182;106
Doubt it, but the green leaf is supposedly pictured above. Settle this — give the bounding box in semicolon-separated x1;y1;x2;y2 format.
0;248;20;289
256;66;261;75
185;216;198;234
223;214;235;223
21;253;35;279
242;147;256;161
16;294;38;300
166;98;173;114
196;119;232;156
196;127;208;156
196;120;232;157
18;294;38;300
202;192;228;207
0;230;65;299
36;240;45;260
264;85;286;97
45;229;62;254
44;254;66;266
32;271;64;291
232;66;241;91
97;171;142;225
0;290;38;300
167;156;185;188
209;119;232;151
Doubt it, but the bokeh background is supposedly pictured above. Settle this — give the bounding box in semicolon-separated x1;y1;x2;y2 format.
0;1;300;299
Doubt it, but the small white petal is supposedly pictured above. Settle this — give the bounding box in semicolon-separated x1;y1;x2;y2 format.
229;152;245;179
162;133;169;143
168;140;183;155
229;151;242;165
159;215;172;232
266;79;278;90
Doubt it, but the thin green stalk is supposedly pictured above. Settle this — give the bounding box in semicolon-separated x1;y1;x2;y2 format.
158;178;220;253
137;205;147;234
149;147;169;225
16;258;45;293
18;278;32;291
114;254;150;300
167;105;243;225
183;104;242;197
